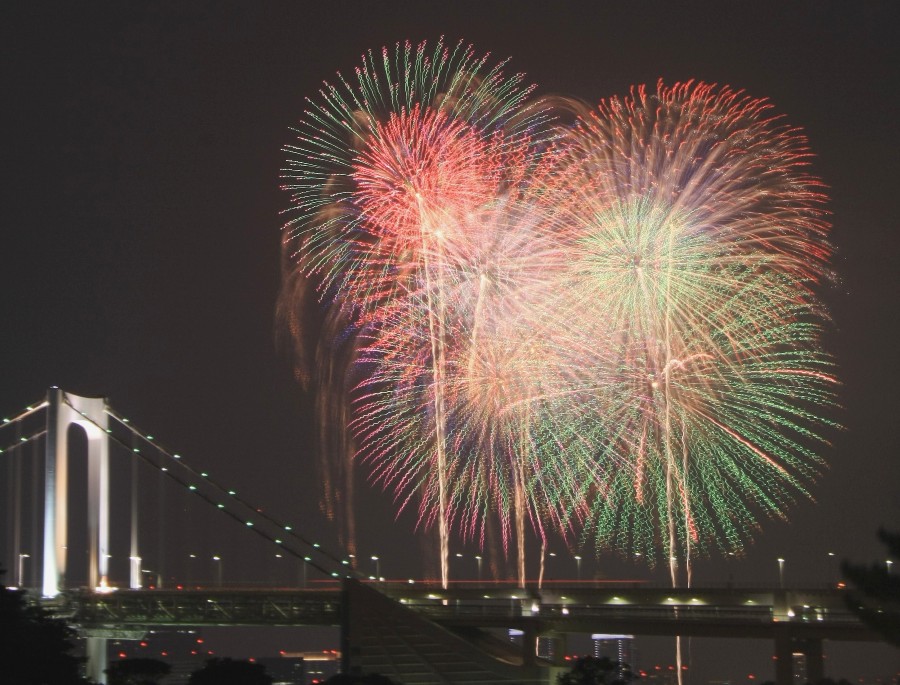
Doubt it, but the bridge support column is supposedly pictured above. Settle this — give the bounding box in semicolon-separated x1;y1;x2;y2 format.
773;632;793;685
521;624;538;667
42;388;111;597
86;636;108;684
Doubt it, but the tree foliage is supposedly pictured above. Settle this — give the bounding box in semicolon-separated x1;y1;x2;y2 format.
842;527;900;647
0;569;95;685
557;656;635;685
188;657;273;685
323;674;401;685
106;657;171;685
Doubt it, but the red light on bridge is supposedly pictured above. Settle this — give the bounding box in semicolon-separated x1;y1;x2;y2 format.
118;652;126;658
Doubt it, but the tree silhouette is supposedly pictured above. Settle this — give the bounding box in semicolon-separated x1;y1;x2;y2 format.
106;657;171;685
323;674;401;685
0;568;95;685
188;657;273;685
557;655;635;685
842;527;900;646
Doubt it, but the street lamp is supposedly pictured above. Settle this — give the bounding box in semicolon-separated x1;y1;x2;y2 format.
574;555;582;581
475;555;483;582
17;553;30;588
371;556;380;581
887;560;894;575
777;558;785;589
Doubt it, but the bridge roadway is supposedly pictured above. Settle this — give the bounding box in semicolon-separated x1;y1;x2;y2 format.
52;581;879;685
57;580;874;642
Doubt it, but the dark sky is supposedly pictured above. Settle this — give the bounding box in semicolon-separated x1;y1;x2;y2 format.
2;1;899;680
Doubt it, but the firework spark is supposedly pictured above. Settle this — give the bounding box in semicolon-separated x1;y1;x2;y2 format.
281;43;838;595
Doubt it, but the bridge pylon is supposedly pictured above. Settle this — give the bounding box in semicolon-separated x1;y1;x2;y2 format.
42;387;111;598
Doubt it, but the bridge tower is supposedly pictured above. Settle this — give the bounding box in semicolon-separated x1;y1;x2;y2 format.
42;387;111;598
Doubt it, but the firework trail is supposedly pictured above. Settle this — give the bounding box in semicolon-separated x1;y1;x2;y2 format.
552;80;837;683
554;80;836;578
280;36;838;608
280;38;549;587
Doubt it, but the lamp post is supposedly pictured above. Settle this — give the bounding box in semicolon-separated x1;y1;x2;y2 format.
574;555;582;581
17;553;30;588
371;556;380;581
777;558;785;589
475;555;483;582
887;559;894;575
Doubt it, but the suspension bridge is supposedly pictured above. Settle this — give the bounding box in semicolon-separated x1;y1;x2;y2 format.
0;389;884;685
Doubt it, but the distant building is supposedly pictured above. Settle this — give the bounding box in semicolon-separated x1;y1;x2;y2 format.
591;633;637;676
278;650;340;684
792;651;807;684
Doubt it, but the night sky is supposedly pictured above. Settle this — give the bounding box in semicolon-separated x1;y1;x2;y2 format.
3;1;899;680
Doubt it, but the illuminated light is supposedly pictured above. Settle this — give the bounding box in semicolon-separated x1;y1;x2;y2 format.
246;521;253;527
331;572;339;577
201;472;208;478
304;556;311;562
188;485;197;491
146;435;153;440
276;554;283;559
284;526;292;531
2;418;9;423
408;579;415;584
217;504;224;509
173;454;181;459
160;467;167;472
313;543;320;548
132;448;140;453
275;539;283;544
228;490;236;496
562;607;569;615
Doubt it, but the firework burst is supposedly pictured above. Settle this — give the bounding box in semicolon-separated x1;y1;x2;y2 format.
281;44;838;591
